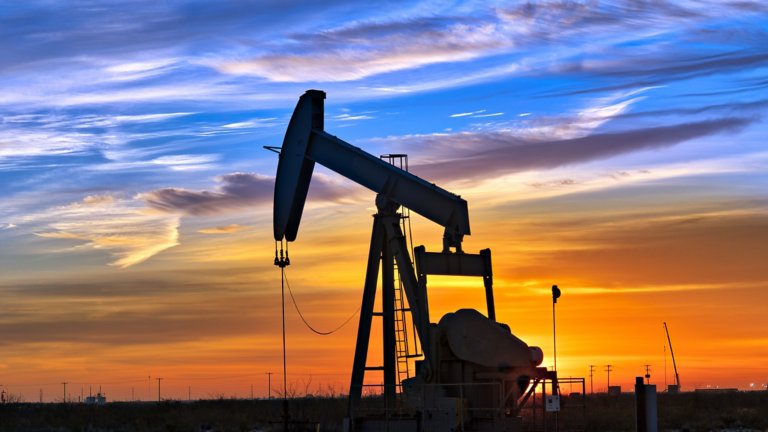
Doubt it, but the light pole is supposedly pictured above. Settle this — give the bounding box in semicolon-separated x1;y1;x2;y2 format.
61;382;68;403
551;285;561;371
266;372;273;399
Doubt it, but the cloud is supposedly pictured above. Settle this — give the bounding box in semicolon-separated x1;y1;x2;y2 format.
512;209;768;288
221;117;279;129
213;1;760;84
556;50;768;97
26;196;179;268
451;110;486;118
141;172;353;216
331;113;374;121
82;195;115;205
0;127;101;159
0;111;200;169
197;224;251;234
215;17;508;82
150;154;219;171
399;117;754;183
141;173;274;215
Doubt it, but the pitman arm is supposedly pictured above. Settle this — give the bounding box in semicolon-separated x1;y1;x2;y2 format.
273;90;471;251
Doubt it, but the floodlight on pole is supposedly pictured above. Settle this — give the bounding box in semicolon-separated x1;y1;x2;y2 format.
551;285;561;371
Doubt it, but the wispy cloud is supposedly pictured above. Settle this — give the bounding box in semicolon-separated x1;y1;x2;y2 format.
197;224;251;234
0;111;197;167
221;117;279;129
150;154;219;171
141;173;274;215
25;196;179;268
141;172;356;216
215;16;508;82
331;113;374;121
529;282;760;296
450;109;486;118
401;116;754;183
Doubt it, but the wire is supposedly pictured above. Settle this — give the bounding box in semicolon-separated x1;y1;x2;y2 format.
283;269;360;336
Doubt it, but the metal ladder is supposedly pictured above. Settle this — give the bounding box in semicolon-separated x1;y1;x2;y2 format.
380;154;423;392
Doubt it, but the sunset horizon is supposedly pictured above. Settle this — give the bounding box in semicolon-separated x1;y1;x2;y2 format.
1;1;767;406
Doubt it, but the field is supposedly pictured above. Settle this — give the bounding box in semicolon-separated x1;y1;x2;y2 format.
0;392;766;431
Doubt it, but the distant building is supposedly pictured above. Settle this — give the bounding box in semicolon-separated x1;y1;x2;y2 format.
608;385;622;395
84;392;106;405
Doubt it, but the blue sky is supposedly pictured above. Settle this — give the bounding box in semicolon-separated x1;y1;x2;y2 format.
1;1;767;398
2;1;765;270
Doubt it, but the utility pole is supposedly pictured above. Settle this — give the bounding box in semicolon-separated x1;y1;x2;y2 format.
250;384;254;399
266;372;273;399
664;344;667;391
605;365;613;391
644;364;652;384
589;365;595;394
39;389;43;403
132;387;134;401
188;385;191;401
156;378;163;402
61;382;68;403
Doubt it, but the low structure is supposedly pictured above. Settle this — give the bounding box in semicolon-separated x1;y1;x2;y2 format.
84;392;106;405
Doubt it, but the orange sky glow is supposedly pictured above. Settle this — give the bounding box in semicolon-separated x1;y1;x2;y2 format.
1;1;767;404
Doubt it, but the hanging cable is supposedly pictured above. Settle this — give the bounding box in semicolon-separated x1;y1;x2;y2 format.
273;239;290;429
280;266;289;428
283;269;360;335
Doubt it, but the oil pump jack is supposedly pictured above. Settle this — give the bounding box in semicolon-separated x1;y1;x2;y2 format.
272;90;555;431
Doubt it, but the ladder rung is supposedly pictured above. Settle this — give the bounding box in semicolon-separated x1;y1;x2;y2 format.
365;366;384;371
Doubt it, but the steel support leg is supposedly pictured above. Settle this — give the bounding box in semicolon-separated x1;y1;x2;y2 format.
348;215;385;417
382;230;397;408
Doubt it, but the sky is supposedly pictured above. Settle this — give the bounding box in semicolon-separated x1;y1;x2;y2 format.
1;0;767;402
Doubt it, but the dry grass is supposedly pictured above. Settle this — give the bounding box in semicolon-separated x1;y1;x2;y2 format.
0;391;766;431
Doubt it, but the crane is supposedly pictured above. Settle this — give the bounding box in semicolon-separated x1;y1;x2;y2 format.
664;322;681;392
272;90;552;431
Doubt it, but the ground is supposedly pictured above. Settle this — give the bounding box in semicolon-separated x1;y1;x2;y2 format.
0;392;766;431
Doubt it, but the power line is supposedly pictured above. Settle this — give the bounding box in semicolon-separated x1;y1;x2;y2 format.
283;269;360;335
